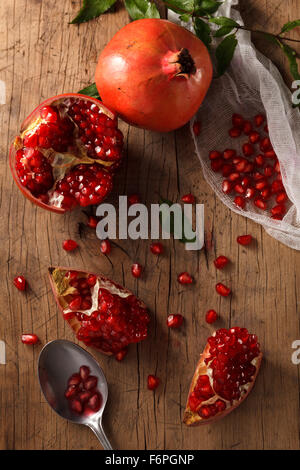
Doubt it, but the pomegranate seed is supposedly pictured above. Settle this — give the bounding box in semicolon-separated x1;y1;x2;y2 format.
167;314;184;328
229;127;241;138
70;399;83;414
211;158;223;172
248;131;260;144
209;150;222;160
63;239;78;251
214;255;229;269
232;113;244;127
260;137;272;152
271;180;284;194
234;196;246;209
242;143;254;156
223;149;236;160
87;393;101;411
21;334;39;345
13;275;26;291
69;296;82;311
147;375;160;390
181;193;195;203
242;121;252;135
84;375;98;390
222;164;233;177
254;114;265;127
131;263;142;278
276;191;288;204
228;172;240;182
215;283;231;297
254;198;267;210
115;348;128;361
235;158;247;172
100;240;111;254
255;178;268;190
177;272;193;284
65;385;77;399
87;274;97;286
150;242;163;255
63;311;75;320
271;204;286;216
255;154;265;167
234;183;245;195
274;161;280;173
245;187;256;199
263;165;274;177
237;235;252;245
222;180;232;194
68;373;82;386
193;121;201;136
241;177;250;188
87;216;98;229
272;214;283;220
128;194;140;205
205;309;218;324
264;149;276;159
260;187;271;200
79;365;90;381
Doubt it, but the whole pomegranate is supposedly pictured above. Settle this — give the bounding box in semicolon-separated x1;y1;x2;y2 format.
95;19;212;132
10;94;123;213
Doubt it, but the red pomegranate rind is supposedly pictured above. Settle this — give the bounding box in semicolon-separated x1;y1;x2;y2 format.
183;327;262;426
48;267;150;356
10;93;123;213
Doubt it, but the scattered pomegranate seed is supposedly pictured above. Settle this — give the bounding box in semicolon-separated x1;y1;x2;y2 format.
248;131;260;144
150;242;163;255
147;375;160;390
254;114;265;127
205;309;218;324
21;334;39;345
177;272;193;284
229;127;241;138
87;216;98;229
167;314;184;328
232;113;244;127
131;263;142;278
128;194;140;205
216;283;231;297
115;348;128;361
100;239;111;254
209;150;222;160
234;196;246;209
237;234;252;246
63;239;78;251
13;275;26;291
181;193;195;203
214;255;229;269
193;121;201;136
223;149;236;160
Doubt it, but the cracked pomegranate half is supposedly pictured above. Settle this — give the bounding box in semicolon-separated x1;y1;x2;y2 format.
49;267;150;356
183;327;262;425
10;94;123;213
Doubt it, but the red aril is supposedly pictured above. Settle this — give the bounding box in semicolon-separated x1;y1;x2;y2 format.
205;310;218;324
128;194;140;205
223;149;236;160
276;191;288;204
10;94;121;213
14;275;26;291
95;19;212;132
222;180;232;194
100;240;111;255
87;216;99;229
178;272;193;284
150;242;163;255
228;127;241;138
209;150;222;160
167;314;184;328
183;327;262;425
271;204;286;217
242;121;252;135
147;375;160;390
181;193;195;203
260;187;271;200
242;143;254;157
234;183;245;195
254;198;267;210
263;165;274;177
193;121;201;136
65;366;102;415
214;256;229;269
237;234;252;245
245;187;256;199
131;263;142;278
79;365;90;381
63;239;78;251
234;196;246;209
211;159;223;172
115;348;128;361
49;267;150;356
21;334;39;345
228;172;240;182
215;283;231;297
255;154;265;167
248;131;260;144
254;114;265;127
232;113;244;127
260;137;272;152
264;149;276;159
271;180;284;194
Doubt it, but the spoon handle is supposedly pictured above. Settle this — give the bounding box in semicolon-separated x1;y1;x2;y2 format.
88;419;113;450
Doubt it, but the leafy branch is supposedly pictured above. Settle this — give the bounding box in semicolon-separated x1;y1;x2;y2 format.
72;0;300;84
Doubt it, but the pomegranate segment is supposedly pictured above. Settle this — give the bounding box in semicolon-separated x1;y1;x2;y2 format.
49;267;150;356
183;327;262;425
10;94;123;212
65;365;102;415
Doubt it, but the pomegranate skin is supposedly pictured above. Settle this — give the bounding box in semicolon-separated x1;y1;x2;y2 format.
95;19;213;132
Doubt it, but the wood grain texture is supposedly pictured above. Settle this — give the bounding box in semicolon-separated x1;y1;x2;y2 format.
0;0;299;450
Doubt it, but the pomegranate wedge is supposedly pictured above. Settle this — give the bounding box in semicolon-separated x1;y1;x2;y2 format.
183;327;262;425
49;267;150;356
10;93;123;213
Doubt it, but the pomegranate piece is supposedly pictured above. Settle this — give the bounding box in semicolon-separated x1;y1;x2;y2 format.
214;255;229;270
21;334;39;345
215;283;231;297
177;272;193;284
237;235;252;246
63;239;78;251
193;121;201;136
150;242;163;255
49;267;150;355
183;327;262;425
147;375;160;390
10;94;122;213
14;275;26;291
205;310;218;324
128;194;140;205
65;366;102;415
131;263;142;278
181;193;195;203
100;240;111;255
167;314;184;328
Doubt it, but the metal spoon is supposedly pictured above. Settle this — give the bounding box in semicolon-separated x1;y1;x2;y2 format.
38;339;112;450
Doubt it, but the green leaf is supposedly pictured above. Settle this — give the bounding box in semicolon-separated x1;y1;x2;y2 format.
179;13;192;23
70;0;117;24
209;16;239;27
261;32;281;45
194;18;212;49
214;25;234;37
281;43;300;80
124;0;160;20
164;0;194;13
78;83;101;99
215;33;238;76
195;0;223;15
281;19;300;34
159;197;196;244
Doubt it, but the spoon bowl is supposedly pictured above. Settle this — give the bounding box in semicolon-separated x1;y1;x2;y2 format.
38;339;112;449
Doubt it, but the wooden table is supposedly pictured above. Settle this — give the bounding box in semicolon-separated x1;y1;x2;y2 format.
0;0;299;450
